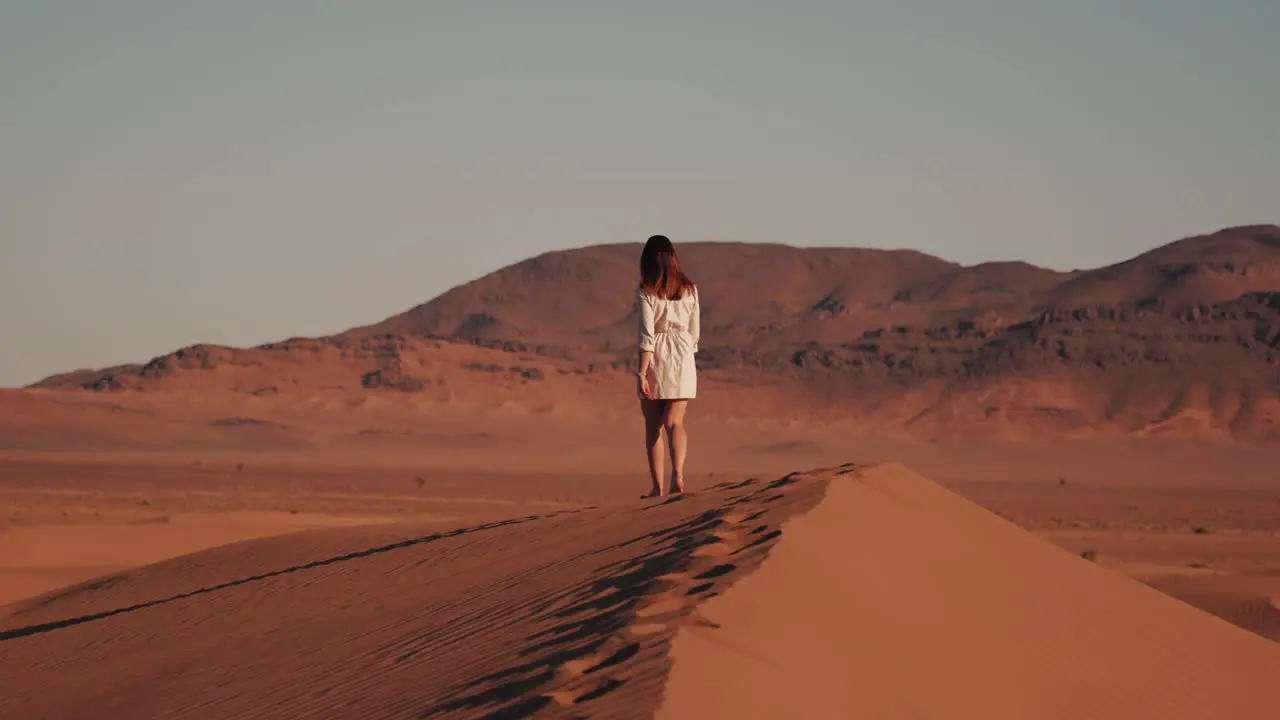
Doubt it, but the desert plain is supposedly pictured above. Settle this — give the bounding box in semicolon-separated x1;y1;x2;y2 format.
3;225;1280;718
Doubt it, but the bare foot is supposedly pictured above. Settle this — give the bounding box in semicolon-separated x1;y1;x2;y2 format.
641;488;665;499
669;476;685;494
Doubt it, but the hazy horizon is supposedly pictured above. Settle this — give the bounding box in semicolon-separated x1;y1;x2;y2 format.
3;2;1278;386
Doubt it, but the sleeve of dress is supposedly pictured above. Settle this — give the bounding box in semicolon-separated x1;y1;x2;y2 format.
637;290;656;352
689;286;701;354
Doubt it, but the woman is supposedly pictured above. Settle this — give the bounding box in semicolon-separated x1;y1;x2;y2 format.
635;234;701;498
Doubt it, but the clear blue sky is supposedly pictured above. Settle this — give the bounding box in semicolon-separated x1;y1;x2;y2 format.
2;1;1277;386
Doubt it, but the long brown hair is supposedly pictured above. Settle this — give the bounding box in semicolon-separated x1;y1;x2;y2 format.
639;235;695;300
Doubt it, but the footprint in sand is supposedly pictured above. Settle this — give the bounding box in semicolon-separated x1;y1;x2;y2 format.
547;650;637;707
556;486;797;711
558;640;641;678
625;622;670;638
693;541;736;558
636;595;687;619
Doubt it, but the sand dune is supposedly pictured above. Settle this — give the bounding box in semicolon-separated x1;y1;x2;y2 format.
0;511;410;608
0;470;825;718
1147;574;1280;644
3;464;1277;719
659;464;1280;719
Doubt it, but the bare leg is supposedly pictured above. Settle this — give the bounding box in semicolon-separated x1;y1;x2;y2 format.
641;399;667;498
663;400;690;494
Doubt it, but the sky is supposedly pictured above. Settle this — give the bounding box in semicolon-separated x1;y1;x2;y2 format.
2;1;1277;387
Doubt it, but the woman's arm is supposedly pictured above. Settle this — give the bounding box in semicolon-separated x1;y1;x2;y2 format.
637;290;656;377
689;285;700;354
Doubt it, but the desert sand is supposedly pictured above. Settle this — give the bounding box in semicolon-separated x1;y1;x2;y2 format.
3;225;1279;717
3;461;1278;718
658;464;1280;719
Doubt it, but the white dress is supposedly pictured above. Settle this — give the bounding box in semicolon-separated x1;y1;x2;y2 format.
636;285;701;400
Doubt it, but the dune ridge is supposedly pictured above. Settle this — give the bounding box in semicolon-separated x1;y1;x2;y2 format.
0;469;827;718
4;464;1278;718
659;463;1280;719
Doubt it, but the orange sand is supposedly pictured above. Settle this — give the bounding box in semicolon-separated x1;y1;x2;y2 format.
3;464;1278;719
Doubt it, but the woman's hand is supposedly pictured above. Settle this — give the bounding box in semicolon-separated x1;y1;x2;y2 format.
638;372;655;400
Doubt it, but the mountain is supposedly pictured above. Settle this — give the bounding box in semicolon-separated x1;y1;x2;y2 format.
344;225;1278;355
1041;224;1280;311
342;242;1064;352
29;225;1280;441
